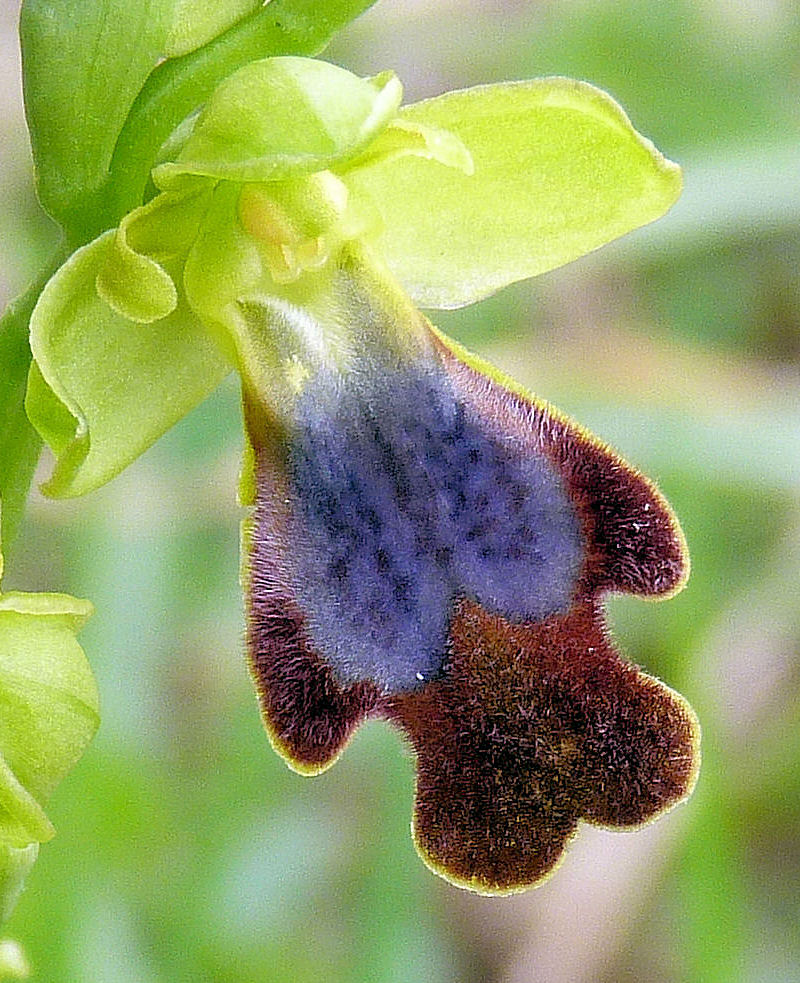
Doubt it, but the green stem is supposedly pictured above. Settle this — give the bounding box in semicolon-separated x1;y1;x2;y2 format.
0;245;70;551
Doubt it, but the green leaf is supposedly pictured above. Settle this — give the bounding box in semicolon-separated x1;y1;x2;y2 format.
27;233;232;498
343;77;682;309
153;59;402;187
0;590;97;848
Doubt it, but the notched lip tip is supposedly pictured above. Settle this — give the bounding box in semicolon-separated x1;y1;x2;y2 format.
410;811;576;897
260;716;344;777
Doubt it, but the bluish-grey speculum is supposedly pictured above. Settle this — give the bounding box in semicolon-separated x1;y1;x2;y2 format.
288;358;583;692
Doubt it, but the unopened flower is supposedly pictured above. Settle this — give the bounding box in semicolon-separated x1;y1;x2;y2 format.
0;535;98;918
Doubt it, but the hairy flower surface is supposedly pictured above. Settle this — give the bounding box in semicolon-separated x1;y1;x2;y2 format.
244;259;699;893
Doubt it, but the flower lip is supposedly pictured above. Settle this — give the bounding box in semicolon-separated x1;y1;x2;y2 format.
432;329;690;602
388;596;699;895
244;299;696;893
285;352;584;692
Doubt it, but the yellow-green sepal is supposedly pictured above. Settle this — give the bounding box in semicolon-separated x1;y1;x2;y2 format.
343;77;682;309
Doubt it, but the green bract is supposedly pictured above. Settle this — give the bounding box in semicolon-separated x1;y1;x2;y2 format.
26;57;682;501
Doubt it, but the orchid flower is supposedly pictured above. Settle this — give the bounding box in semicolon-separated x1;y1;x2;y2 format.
23;56;699;893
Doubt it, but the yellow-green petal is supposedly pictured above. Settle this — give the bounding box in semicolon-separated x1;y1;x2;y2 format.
95;184;213;323
342;117;473;174
343;77;682;309
95;224;178;325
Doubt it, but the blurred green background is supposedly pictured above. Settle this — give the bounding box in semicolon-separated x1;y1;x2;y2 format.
2;0;799;980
